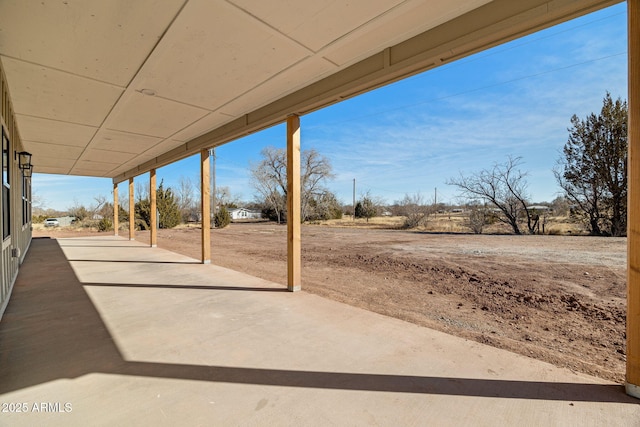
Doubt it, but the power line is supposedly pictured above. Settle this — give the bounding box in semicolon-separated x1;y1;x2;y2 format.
306;51;626;130
416;9;625;78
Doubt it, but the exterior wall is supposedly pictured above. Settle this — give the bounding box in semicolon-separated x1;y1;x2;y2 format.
230;209;262;220
0;59;32;320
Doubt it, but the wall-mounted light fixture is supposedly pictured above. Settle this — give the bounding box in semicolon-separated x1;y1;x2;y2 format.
17;151;33;177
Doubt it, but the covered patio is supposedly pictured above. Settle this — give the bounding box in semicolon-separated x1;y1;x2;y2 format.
1;1;640;419
0;236;638;425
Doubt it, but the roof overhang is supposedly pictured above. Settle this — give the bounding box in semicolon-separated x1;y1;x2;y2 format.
0;0;621;184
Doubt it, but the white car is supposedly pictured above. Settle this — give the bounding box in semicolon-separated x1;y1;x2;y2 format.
44;218;59;227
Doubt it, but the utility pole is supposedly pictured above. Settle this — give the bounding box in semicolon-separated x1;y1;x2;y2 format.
353;178;356;221
210;148;216;228
435;187;437;205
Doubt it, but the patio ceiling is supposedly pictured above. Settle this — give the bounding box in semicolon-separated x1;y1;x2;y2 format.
0;0;620;181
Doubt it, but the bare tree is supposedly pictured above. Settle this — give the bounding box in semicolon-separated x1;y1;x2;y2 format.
306;190;343;221
135;181;150;203
250;146;334;223
447;156;535;235
251;147;287;223
215;186;241;208
176;176;195;211
118;192;129;212
66;198;89;221
92;195;110;218
550;196;570;217
31;190;46;213
176;176;197;222
301;149;334;220
466;205;489;234
396;193;433;229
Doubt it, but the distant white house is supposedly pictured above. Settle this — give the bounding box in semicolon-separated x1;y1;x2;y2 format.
229;208;262;221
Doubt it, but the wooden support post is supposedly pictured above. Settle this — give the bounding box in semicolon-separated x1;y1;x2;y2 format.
627;0;640;399
201;149;211;264
287;115;301;291
150;169;157;248
128;177;135;241
113;183;119;236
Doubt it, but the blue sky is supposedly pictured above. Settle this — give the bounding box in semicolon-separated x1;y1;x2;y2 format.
34;3;628;212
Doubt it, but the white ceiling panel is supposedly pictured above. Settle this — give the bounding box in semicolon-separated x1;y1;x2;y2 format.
104;139;187;178
219;56;338;118
0;0;186;86
0;0;616;180
36;166;73;175
70;169;111;177
130;0;311;111
15;115;97;147
22;141;85;160
72;160;120;173
69;168;109;178
324;0;494;66
104;90;208;138
80;149;136;165
116;153;158;171
172;112;235;143
138;139;186;159
90;130;161;154
108;163;146;179
35;157;77;169
230;0;404;52
2;57;124;126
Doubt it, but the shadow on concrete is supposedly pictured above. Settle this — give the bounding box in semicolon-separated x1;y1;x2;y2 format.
115;362;632;402
85;283;288;292
55;245;153;248
67;259;201;265
0;238;637;405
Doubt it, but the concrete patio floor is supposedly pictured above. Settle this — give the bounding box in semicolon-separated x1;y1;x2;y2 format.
0;236;638;426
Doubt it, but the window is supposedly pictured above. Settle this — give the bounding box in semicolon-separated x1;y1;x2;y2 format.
2;128;10;239
22;172;30;226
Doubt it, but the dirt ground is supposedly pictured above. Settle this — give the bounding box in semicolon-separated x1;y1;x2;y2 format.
34;222;628;383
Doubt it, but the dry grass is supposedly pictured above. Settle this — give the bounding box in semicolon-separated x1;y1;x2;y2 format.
33;212;587;236
314;216;405;229
32;223;101;233
313;213;586;235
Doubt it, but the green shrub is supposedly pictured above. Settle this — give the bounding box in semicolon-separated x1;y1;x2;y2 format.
33;215;47;224
157;182;181;228
97;217;113;232
214;206;231;228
